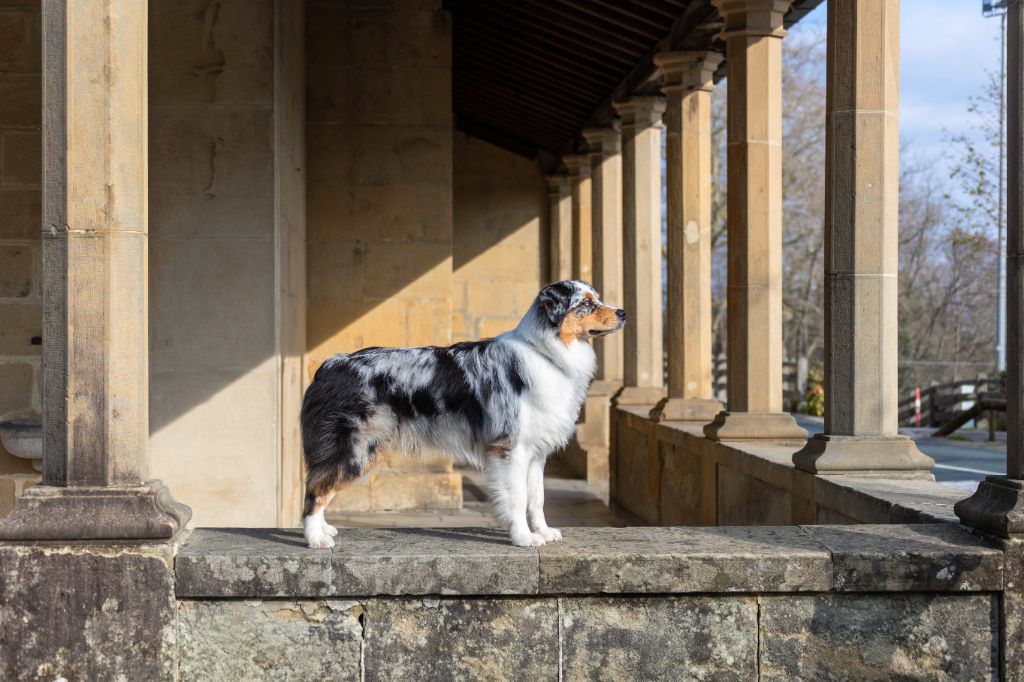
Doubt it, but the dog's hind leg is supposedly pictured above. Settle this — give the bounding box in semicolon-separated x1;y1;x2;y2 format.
302;465;340;549
486;447;546;547
527;457;561;543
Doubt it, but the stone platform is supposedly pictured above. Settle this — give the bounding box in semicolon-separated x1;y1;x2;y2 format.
172;523;1004;680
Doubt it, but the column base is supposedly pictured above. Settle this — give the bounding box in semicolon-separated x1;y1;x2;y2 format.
792;434;935;479
649;396;723;422
0;480;191;541
614;386;666;406
703;411;807;442
954;476;1024;538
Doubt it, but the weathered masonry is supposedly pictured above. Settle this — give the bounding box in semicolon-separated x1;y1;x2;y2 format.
1;0;1023;679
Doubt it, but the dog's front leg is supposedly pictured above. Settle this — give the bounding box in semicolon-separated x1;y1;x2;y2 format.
487;449;546;547
527;457;561;543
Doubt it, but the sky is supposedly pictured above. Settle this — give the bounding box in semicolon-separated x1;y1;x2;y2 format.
789;1;1004;189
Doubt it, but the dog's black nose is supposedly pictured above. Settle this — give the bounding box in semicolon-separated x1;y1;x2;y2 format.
616;309;626;321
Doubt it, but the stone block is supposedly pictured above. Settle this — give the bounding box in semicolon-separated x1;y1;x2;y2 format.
177;599;362;681
149;237;274;371
0;302;39;355
149;108;274;240
364;469;462;512
307;63;452;127
363;598;556;682
612;408;659;522
361;240;452;300
0;189;41;238
0;244;33;296
148;0;274;106
538;526;831;594
1;131;40;187
479;317;516;338
466;277;519;318
349;183;453;242
175;527;539;598
149;365;280;527
758;593;999;680
0;362;33;417
802;523;1003;591
305;240;367;300
716;465;792;525
0;9;38;73
307;124;452;186
0;73;40;128
561;596;757;681
0;542;177;680
0;476;16;516
659;440;711;526
307;296;412;354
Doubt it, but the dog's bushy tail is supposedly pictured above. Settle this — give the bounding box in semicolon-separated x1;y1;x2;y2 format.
300;358;375;518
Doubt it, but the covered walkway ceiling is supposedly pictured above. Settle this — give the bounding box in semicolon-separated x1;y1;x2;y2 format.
446;0;822;162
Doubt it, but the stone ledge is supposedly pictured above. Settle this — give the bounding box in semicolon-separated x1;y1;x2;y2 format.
802;523;1003;592
175;523;1002;598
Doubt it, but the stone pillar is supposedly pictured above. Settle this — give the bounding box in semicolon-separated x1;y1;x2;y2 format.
582;126;624;385
703;0;806;441
0;0;189;540
614;98;666;406
793;0;932;476
956;1;1024;534
564;155;593;282
546;174;573;282
650;51;725;423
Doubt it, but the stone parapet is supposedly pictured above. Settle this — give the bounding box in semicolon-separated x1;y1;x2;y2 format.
614;405;966;527
171;523;1005;680
176;523;1000;598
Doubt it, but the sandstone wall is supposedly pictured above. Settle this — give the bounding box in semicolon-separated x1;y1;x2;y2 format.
452;133;547;341
304;0;460;513
148;0;305;527
305;0;454;363
0;1;42;509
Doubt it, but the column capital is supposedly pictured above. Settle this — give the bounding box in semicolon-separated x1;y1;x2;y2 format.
711;0;793;38
613;97;666;130
562;154;591;178
544;174;570;195
654;51;724;93
582;126;621;156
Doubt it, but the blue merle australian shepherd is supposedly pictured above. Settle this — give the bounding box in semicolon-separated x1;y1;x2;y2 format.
300;280;625;548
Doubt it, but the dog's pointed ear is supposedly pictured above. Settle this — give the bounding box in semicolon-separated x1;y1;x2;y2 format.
538;282;573;327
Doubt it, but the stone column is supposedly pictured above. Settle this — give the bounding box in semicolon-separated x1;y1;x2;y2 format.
582;126;624;385
957;1;1024;534
614;97;666;406
703;0;805;441
650;51;724;423
546;174;573;282
793;0;932;476
0;0;189;540
563;155;593;282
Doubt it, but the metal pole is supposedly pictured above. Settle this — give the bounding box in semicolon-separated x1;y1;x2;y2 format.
999;10;1008;372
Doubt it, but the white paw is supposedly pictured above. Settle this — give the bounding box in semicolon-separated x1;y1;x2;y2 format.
306;532;335;549
511;532;547;547
322;521;339;537
538;527;562;543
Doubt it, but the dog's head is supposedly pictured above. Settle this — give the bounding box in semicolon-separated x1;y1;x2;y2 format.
537;280;626;346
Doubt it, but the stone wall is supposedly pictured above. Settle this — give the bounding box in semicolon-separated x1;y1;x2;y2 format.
452;133;547;341
148;0;305;527
169;525;1005;680
305;0;460;513
0;0;42;510
612;405;967;527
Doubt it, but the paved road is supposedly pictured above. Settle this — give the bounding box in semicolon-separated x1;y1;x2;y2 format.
793;415;1004;493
